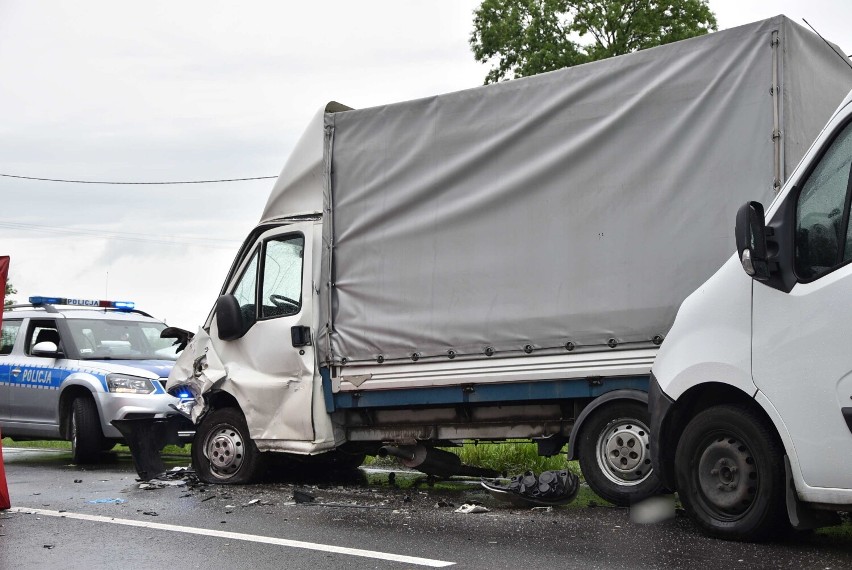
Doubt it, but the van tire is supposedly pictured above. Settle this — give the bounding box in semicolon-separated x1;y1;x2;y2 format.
70;396;104;464
674;404;787;541
577;401;661;506
193;407;264;484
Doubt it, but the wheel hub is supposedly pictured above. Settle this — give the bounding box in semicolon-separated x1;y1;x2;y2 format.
205;425;245;479
697;437;756;514
597;419;651;485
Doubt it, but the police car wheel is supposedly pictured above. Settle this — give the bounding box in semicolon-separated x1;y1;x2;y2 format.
70;397;105;464
193;407;265;484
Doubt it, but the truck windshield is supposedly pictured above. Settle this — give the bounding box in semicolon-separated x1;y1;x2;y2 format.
65;319;178;361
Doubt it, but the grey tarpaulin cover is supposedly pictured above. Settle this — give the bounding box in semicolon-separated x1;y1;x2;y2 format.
315;16;852;366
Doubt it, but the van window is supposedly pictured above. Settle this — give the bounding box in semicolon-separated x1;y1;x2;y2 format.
1;320;21;355
795;121;852;280
261;235;304;318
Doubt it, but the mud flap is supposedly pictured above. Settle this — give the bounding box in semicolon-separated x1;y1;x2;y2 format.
112;416;194;481
784;456;840;530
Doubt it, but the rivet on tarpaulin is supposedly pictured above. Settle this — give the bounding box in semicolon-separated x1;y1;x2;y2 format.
377;355;385;364
653;335;664;345
411;353;420;362
524;344;533;354
565;342;575;351
608;338;618;349
484;346;494;357
447;350;456;359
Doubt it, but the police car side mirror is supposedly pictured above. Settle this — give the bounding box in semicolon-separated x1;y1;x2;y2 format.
31;341;62;358
216;294;247;341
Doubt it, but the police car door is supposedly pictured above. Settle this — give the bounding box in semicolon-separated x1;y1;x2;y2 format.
12;319;68;433
210;222;316;443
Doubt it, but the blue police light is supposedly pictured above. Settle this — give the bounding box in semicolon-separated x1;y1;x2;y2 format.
29;296;135;311
169;385;194;399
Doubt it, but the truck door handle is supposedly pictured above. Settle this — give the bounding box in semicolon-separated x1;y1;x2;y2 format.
291;326;312;348
10;368;21;377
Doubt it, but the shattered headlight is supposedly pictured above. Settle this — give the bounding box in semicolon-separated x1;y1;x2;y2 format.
107;374;156;394
168;384;197;416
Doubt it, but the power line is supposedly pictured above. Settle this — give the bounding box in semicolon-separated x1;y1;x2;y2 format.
0;220;242;249
0;173;277;185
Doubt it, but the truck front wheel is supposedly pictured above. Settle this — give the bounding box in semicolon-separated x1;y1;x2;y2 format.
193;407;265;484
577;401;661;506
674;404;787;541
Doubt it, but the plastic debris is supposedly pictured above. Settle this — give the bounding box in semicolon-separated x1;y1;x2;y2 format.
87;498;127;504
244;499;260;506
481;469;579;507
454;503;490;514
293;488;315;504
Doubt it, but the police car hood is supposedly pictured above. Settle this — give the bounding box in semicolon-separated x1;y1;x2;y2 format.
87;359;174;379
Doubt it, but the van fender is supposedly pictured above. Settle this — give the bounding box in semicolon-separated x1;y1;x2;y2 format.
567;389;648;460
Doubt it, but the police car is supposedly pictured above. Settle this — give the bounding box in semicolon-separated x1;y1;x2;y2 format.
0;296;189;463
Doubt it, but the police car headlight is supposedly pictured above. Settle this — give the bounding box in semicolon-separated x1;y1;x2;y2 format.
107;374;156;394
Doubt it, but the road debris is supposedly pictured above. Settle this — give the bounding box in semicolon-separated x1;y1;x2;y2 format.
293;488;315;504
455;503;490;514
87;498;127;504
481;469;579;507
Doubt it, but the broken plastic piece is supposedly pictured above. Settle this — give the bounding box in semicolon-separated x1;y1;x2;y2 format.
454;503;490;514
481;469;579;507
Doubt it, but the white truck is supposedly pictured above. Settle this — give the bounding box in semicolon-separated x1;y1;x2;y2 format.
650;54;852;541
124;16;852;507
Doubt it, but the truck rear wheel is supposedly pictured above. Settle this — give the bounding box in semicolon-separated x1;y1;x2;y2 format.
577;401;661;506
70;396;105;464
674;404;787;541
193;407;265;484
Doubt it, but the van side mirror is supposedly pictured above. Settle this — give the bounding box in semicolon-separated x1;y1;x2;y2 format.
216;295;247;341
735;201;770;281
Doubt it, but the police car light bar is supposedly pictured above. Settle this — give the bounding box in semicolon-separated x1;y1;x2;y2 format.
29;296;136;311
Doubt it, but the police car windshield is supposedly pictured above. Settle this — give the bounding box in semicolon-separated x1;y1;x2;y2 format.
65;319;178;361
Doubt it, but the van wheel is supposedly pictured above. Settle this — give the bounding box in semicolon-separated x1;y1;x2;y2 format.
577;401;661;506
70;397;105;464
193;407;264;484
674;404;787;541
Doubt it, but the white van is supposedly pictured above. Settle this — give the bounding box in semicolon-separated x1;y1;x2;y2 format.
650;88;852;540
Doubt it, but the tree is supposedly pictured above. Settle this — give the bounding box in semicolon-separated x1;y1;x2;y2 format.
4;280;16;307
470;0;717;84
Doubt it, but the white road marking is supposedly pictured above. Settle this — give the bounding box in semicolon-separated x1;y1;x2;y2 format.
11;507;455;567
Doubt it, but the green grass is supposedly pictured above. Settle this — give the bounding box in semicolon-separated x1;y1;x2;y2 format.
444;441;578;476
2;437;190;456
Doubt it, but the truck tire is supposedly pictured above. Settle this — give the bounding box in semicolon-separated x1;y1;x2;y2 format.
70;396;105;464
577;401;661;506
674;404;787;541
193;407;265;484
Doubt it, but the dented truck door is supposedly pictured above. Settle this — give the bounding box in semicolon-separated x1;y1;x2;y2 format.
209;221;317;445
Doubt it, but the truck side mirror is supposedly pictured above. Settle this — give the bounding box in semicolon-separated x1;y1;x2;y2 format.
735;201;770;281
216;295;246;341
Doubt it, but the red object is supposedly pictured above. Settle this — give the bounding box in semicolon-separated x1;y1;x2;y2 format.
0;256;10;509
0;255;7;311
0;427;8;510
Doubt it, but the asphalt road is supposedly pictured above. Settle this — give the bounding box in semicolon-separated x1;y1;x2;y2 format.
2;448;852;569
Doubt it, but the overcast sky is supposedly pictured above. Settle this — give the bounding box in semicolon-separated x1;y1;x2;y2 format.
2;0;852;329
